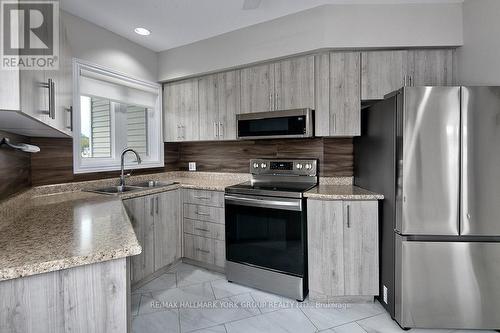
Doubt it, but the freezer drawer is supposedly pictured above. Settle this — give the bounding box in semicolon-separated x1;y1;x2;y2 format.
395;235;500;329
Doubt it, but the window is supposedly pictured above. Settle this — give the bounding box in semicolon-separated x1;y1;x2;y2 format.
73;60;163;173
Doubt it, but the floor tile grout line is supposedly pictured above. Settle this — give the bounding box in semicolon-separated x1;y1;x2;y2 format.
248;292;263;315
320;311;386;332
298;306;321;332
209;280;217;300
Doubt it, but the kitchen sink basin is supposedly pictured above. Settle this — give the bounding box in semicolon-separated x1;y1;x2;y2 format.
87;181;177;195
131;180;177;188
87;185;144;195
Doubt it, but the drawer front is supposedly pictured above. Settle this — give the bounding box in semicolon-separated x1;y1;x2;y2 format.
184;219;225;240
184;234;214;264
184;203;224;224
183;189;224;207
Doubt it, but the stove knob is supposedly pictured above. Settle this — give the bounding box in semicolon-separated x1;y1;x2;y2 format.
261;162;267;169
305;163;312;170
296;163;303;170
253;162;259;169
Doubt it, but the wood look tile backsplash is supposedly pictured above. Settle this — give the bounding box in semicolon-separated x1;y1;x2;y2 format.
28;137;352;186
0;131;31;200
168;138;353;177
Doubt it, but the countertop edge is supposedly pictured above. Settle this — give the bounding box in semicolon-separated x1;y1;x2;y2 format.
0;244;142;282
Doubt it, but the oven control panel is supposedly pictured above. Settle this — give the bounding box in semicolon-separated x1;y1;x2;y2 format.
250;159;317;176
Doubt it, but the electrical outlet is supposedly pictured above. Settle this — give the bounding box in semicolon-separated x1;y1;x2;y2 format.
383;285;388;304
188;162;196;171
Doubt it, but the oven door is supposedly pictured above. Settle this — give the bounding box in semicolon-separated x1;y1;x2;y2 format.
225;194;306;277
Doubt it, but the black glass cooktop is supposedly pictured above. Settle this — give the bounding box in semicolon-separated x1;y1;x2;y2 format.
225;181;317;198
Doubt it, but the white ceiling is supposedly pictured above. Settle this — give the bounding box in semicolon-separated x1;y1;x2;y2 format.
61;0;463;52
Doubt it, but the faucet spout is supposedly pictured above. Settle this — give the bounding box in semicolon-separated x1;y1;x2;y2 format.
120;148;142;187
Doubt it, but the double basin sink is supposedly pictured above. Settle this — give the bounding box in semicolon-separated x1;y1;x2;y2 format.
88;180;178;195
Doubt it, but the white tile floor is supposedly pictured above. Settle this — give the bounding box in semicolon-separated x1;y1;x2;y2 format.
131;263;497;333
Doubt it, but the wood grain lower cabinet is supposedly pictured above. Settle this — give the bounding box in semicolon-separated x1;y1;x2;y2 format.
155;190;182;270
343;200;379;296
182;189;225;269
0;258;127;333
307;199;379;300
124;190;181;284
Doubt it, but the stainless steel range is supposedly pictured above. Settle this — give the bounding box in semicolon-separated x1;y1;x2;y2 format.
225;159;318;301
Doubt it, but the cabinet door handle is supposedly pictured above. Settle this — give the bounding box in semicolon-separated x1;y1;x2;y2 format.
156;196;159;215
275;93;278;110
176;125;180;140
333;113;336;134
193;196;210;200
65;106;73;130
195;248;210;254
218;122;223;138
195;211;210;216
214;122;218;138
269;93;272;111
42;78;55;119
195;227;210;232
150;197;154;216
346;204;351;228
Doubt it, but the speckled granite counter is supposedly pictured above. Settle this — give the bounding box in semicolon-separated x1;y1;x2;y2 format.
305;185;384;200
0;172;248;281
0;191;141;281
0;171;381;281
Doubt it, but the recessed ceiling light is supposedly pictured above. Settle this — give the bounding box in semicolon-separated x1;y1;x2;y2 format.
134;27;151;36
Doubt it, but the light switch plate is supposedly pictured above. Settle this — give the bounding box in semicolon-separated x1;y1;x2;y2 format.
383;285;388;304
188;162;196;171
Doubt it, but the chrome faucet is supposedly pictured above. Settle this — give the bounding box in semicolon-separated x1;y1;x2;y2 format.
120;148;142;187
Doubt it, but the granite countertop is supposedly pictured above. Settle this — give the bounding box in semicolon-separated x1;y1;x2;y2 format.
0;171;382;281
0;191;141;281
305;185;384;200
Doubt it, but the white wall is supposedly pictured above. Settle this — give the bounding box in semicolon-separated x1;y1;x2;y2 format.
62;11;158;82
456;0;500;85
158;3;463;82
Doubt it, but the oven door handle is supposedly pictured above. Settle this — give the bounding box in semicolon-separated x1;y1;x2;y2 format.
225;194;302;211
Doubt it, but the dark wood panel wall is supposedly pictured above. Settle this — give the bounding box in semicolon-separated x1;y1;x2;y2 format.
29;137;352;186
169;138;353;177
0;131;31;200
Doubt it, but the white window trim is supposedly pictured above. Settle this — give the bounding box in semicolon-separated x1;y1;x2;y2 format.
72;59;164;174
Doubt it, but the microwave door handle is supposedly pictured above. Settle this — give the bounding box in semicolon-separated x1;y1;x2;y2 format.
225;195;302;211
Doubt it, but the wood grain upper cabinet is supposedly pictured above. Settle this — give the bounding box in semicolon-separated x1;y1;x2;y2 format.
197;70;240;141
361;50;409;100
307;199;379;300
274;55;314;110
343;200;378;296
2;12;73;136
240;63;274;113
407;49;455;86
198;74;219;141
217;70;240;140
315;52;361;137
163;78;199;142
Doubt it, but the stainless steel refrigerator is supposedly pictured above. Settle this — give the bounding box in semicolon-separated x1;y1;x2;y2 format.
355;86;500;330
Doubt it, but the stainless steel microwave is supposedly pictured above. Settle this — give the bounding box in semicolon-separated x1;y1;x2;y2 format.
236;108;314;140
